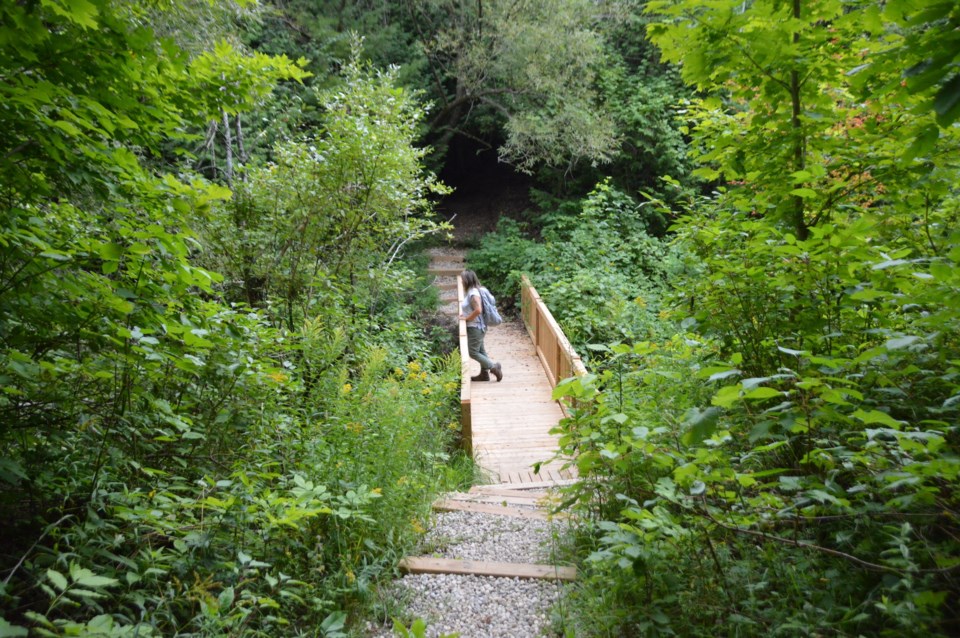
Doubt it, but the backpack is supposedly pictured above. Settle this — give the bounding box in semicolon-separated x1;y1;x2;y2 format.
478;286;503;328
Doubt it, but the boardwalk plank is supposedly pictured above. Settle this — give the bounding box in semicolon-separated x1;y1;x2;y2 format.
468;486;550;499
456;312;578;503
446;492;554;507
399;557;576;581
432;498;551;519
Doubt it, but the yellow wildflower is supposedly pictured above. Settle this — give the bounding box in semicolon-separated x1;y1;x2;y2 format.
341;383;352;394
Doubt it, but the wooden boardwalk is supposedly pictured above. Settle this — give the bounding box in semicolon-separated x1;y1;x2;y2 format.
427;248;575;486
397;248;579;590
468;320;575;484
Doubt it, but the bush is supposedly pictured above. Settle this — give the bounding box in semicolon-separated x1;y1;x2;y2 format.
471;180;686;357
551;202;960;637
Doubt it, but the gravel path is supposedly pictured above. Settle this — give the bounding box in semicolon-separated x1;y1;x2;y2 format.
369;246;572;637
366;510;572;638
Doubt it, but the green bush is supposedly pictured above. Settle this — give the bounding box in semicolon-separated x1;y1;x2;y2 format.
550;201;960;636
0;14;463;635
471;180;685;357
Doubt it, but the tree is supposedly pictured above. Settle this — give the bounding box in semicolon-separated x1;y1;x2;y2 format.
646;0;960;240
200;46;451;327
410;0;618;171
0;1;307;632
540;2;960;634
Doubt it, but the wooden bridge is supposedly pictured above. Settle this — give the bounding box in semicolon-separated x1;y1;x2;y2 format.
398;250;585;585
428;250;585;485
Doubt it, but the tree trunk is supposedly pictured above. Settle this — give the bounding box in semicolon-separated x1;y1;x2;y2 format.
790;0;807;240
222;108;233;187
236;114;247;178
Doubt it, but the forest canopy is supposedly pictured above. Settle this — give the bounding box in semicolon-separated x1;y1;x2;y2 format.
1;0;959;636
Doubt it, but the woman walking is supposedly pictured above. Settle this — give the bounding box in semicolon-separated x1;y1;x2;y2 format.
459;270;503;382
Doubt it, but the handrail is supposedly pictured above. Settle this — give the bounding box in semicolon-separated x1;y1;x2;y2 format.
457;275;472;455
461;274;585;451
520;275;587;395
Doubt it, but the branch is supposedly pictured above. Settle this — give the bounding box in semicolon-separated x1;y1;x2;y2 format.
3;515;73;585
3;140;33;161
477;94;512;119
703;510;960;575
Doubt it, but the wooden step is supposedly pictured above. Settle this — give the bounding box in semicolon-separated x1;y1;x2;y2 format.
467;486;550;499
431;261;465;270
426;253;465;264
432;498;550;520
399;556;576;581
427;267;463;277
476;478;579;491
446;491;559;508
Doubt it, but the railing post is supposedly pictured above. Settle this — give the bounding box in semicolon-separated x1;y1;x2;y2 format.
519;275;585;398
457;275;472;456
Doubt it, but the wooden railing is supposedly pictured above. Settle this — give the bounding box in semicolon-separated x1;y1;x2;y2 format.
520;275;587;391
459;275;586;453
457;276;472;456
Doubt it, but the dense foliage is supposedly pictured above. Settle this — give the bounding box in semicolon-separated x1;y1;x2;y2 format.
248;0;619;175
6;0;959;635
504;1;960;636
470;181;683;354
0;2;462;636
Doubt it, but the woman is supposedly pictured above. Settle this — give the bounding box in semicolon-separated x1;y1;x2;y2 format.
459;270;503;382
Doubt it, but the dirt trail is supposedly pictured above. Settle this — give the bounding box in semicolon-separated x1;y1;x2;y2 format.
435;164;533;244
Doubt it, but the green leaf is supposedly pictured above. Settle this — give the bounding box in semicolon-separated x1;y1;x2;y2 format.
46;569;68;592
320;610;347;634
934;73;960;126
602;412;629;425
64;588;105;599
48;0;101;28
707;369;741;382
0;619;29;637
218;586;235;609
72;571;119;589
850;288;886;301
711;384;742;408
853;409;902;429
98;243;124;260
682;406;720;445
885;336;920;350
904;125;939;161
51;120;82;137
743;387;782;400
